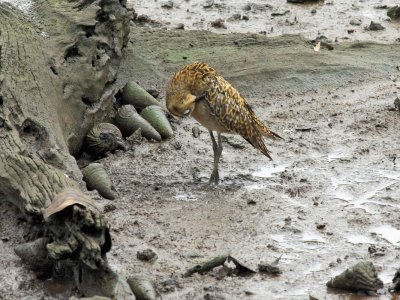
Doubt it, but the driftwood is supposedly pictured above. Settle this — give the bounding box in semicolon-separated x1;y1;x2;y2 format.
0;0;133;297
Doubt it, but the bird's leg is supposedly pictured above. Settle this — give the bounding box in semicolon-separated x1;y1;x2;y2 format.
209;131;223;184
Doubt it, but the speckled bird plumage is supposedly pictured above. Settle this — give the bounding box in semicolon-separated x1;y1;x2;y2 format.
166;61;281;183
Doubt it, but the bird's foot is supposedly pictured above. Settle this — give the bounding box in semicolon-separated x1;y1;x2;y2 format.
209;169;219;185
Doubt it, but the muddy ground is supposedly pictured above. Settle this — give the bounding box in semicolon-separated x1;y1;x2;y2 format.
1;1;400;300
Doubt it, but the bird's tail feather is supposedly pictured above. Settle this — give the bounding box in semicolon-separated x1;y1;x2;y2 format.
252;116;282;140
261;129;282;140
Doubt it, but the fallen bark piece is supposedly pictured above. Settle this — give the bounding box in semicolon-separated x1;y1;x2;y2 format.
326;261;383;292
43;188;111;270
183;254;256;277
127;274;157;300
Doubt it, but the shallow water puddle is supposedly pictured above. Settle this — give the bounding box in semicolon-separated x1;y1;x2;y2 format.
345;234;376;245
370;224;400;246
328;168;400;213
252;163;290;178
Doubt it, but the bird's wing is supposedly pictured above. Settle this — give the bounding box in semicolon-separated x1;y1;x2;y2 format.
204;75;273;159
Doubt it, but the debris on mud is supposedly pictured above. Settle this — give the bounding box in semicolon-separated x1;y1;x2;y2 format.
394;97;400;112
368;21;385;31
326;261;383;293
192;126;200;138
203;0;214;9
161;0;174;9
271;10;290;17
368;245;386;257
387;5;400;20
137;249;158;261
258;255;282;275
314;41;334;51
210;18;227;29
183;254;256;278
350;19;362;26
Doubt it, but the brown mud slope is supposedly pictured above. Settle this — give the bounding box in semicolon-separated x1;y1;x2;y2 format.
1;28;400;299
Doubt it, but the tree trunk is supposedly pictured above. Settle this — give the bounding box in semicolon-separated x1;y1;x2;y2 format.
0;0;132;297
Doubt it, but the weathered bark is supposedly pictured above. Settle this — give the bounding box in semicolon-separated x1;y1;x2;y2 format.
0;0;132;297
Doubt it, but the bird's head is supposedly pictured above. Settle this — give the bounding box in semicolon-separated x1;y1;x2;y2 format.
166;81;196;118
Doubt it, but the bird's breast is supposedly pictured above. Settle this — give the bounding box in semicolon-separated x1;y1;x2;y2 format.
191;100;230;133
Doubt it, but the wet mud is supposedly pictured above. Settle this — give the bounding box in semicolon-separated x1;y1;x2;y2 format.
1;0;400;299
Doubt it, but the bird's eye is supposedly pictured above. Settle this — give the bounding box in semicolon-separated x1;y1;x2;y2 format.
183;109;191;116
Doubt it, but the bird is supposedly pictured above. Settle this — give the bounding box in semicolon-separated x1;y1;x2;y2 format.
166;61;281;184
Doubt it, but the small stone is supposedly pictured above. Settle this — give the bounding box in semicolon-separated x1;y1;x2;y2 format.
368;21;385;31
137;248;158;261
230;13;241;21
316;223;326;230
394;97;400;111
247;199;256;205
210;18;226;29
175;23;184;29
171;140;182;150
161;0;174;9
103;203;116;213
203;0;214;8
311;9;317;14
243;4;251;11
350;19;362;26
192;126;200;138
